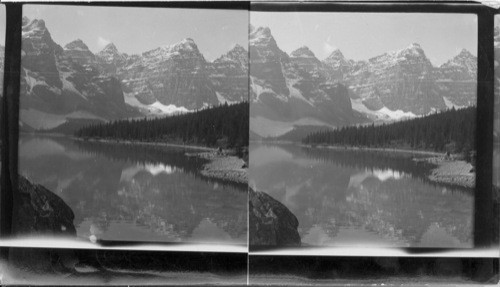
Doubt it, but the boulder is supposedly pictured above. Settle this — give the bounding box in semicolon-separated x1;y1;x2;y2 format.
249;188;301;246
15;176;76;236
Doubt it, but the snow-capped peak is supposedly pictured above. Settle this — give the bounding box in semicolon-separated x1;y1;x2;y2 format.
440;48;477;74
225;44;248;59
456;48;473;58
64;39;90;52
102;42;119;53
408;42;421;49
396;42;425;57
166;38;199;52
22;18;47;33
141;38;204;62
290;46;316;59
325;49;346;61
249;26;275;46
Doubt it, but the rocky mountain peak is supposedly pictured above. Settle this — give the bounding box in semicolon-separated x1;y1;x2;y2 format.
230;44;246;53
176;38;198;50
249;26;276;47
290;46;316;59
456;48;473;58
396;42;426;58
408;42;421;49
22;16;30;26
22;18;50;39
226;44;248;59
439;48;477;77
163;38;201;55
102;42;119;53
214;43;248;70
325;49;346;62
23;18;46;30
64;39;91;52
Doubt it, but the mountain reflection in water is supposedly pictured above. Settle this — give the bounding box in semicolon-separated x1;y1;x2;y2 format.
249;144;473;248
19;135;247;244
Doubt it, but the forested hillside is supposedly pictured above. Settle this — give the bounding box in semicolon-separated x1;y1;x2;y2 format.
303;107;476;154
76;102;249;148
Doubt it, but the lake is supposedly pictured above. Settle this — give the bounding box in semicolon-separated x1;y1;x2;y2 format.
249;143;473;248
19;135;248;245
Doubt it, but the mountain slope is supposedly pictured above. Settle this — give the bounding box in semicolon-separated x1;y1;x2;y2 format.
20;17;138;130
249;25;477;139
249;26;361;138
20;17;249;131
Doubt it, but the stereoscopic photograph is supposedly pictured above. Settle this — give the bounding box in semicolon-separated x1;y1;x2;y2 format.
249;12;478;248
16;5;249;246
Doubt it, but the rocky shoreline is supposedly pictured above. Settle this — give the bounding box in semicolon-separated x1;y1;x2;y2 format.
74;136;249;184
195;150;248;184
415;156;475;189
304;144;475;189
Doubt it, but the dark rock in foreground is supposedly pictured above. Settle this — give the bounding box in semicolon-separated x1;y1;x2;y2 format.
16;176;76;236
249;188;301;247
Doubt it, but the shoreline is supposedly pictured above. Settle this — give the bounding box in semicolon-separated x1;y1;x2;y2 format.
301;143;475;189
300;143;444;157
73;136;248;184
196;151;248;184
73;136;217;151
419;157;475;189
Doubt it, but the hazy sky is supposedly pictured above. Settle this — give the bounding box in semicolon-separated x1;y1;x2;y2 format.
23;5;248;61
251;12;477;66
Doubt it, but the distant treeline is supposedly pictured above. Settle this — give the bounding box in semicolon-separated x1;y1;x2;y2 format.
75;102;249;148
303;107;476;154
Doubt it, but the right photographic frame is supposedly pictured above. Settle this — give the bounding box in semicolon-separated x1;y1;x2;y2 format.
248;1;498;284
248;2;498;256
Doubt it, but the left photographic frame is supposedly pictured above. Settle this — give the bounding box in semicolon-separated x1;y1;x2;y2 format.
0;3;249;285
6;3;249;250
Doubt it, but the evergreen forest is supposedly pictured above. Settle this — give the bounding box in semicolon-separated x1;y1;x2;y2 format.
303;107;476;155
75;102;249;149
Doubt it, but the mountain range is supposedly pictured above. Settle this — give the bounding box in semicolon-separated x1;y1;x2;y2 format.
20;17;248;130
249;25;477;138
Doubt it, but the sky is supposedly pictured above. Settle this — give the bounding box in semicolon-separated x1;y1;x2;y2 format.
23;5;248;61
251;12;477;66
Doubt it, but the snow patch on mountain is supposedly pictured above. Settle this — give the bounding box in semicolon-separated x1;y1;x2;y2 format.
377;107;417;120
23;69;49;93
250;76;276;102
216;92;237;105
442;96;464;109
350;98;416;121
287;78;314;106
60;71;85;98
149;101;189;115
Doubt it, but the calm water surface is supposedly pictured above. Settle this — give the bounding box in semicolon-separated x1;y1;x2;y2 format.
249;143;473;248
19;135;247;244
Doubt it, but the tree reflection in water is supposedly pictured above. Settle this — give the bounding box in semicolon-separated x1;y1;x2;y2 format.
250;144;473;248
19;135;247;244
